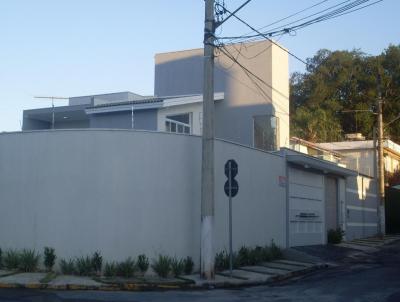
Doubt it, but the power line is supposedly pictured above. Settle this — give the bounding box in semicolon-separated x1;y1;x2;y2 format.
215;2;308;66
224;0;330;44
262;0;358;35
217;46;291;121
264;0;379;37
219;0;383;41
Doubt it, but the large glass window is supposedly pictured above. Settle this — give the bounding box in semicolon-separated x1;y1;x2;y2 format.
165;113;191;134
253;115;279;151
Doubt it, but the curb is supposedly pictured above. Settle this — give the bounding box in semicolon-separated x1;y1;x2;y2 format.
0;263;329;292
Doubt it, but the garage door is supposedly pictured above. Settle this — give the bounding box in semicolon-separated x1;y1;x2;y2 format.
289;167;325;247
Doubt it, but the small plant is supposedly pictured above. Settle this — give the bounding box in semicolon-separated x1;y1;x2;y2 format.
151;255;171;278
269;240;283;260
104;262;117;278
3;249;20;270
214;250;229;271
19;249;40;272
59;259;75;275
328;228;345;244
75;256;93;276
91;251;102;274
248;246;265;265
137;254;149;274
183;256;194;275
171;257;185;277
116;257;136;278
0;248;2;269
43;247;56;271
238;246;251;266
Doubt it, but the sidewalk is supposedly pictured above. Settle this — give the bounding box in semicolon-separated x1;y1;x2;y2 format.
184;259;327;288
0;258;326;291
0;235;398;291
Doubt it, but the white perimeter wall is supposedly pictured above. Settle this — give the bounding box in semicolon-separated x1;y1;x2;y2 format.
0;130;286;266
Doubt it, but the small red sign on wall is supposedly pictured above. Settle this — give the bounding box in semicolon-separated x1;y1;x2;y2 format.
279;176;287;187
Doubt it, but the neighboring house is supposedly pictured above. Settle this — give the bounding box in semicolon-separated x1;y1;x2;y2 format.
290;137;343;165
318;139;400;178
23;40;290;151
290;135;400;179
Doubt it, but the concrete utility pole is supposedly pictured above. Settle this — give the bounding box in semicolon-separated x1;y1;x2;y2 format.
201;0;216;280
376;89;385;236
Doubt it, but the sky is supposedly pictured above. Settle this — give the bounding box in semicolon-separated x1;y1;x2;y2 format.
0;0;398;131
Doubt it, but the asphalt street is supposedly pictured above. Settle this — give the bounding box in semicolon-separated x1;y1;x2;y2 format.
0;241;399;302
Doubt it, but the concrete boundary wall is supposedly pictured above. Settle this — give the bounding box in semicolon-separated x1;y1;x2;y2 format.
0;130;286;265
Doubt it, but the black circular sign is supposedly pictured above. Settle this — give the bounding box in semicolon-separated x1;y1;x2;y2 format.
224;159;238;178
224;179;239;197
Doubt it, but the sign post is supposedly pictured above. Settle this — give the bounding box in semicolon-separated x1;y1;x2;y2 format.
224;159;238;277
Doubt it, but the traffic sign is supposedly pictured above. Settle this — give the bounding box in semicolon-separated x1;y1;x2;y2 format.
224;159;238;179
224;179;239;197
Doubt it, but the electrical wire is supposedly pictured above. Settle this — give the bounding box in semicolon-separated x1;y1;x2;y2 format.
218;0;383;41
223;0;331;44
215;2;309;66
217;45;291;121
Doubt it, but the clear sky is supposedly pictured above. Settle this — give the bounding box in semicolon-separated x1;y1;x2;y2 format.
0;0;398;131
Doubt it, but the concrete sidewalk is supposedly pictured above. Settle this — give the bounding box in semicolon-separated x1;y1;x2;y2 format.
0;259;325;291
337;234;400;252
183;259;326;288
2;235;398;291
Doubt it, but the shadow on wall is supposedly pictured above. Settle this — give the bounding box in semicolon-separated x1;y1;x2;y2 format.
154;52;280;150
154;54;226;96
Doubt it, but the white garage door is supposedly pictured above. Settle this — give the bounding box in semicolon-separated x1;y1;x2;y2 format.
289;167;325;247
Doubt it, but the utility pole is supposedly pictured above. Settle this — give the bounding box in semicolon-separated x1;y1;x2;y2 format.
376;89;385;236
201;0;216;280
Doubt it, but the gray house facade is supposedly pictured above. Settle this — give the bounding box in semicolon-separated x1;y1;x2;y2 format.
23;41;289;152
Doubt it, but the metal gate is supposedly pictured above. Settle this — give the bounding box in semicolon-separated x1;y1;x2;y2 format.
288;167;325;247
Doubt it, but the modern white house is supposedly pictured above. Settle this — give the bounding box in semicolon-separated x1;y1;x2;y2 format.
23;40;290;152
0;41;380;267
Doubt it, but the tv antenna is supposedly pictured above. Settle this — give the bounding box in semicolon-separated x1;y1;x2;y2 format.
34;96;68;129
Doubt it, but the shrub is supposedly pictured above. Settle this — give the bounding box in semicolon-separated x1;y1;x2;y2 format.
19;249;40;272
328;228;345;244
269;240;283;260
43;247;56;271
59;259;75;275
151;255;171;278
215;250;229;271
116;257;136;278
183;256;194;275
104;262;117;278
3;249;20;270
0;248;2;269
238;246;251;266
248;246;265;265
75;256;93;276
91;251;102;274
171;257;184;277
259;246;272;262
137;254;149;274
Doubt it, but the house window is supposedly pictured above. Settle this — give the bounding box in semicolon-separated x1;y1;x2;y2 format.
253;115;279;151
165;113;191;134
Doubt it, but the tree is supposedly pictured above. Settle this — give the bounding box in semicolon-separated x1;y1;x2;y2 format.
290;45;400;143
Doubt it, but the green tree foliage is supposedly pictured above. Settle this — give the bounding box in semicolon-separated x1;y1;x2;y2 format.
290;45;400;142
